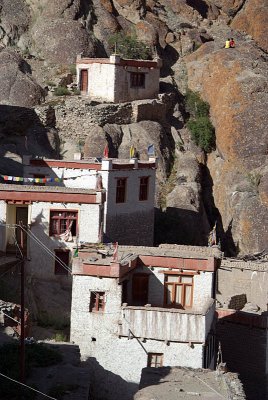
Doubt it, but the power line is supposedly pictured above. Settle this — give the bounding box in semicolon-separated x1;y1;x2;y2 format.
0;372;57;400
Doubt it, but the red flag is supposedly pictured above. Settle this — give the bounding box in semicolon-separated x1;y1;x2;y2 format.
103;144;109;158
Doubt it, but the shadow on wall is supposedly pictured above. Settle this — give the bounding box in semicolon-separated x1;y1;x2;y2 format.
84;357;139;400
154;207;210;246
0;104;60;177
216;312;268;400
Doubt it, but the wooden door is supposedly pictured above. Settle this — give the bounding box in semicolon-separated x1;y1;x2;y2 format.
132;274;149;305
80;69;88;92
16;207;28;251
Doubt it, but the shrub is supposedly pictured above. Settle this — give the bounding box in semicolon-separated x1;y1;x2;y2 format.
69;64;77;75
185;90;215;152
108;32;152;60
54;86;71;96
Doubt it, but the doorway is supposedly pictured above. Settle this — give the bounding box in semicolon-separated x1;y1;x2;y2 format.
80;69;88;92
132;273;149;306
16;207;28;252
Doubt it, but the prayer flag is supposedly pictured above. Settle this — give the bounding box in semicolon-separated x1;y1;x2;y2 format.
147;144;155;156
103;144;109;158
130;145;135;158
113;242;118;262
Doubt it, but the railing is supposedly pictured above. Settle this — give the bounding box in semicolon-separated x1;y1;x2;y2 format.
119;299;215;343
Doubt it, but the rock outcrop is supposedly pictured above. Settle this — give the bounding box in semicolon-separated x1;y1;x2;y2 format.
0;49;44;107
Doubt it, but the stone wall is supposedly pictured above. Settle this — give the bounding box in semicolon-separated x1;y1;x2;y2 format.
217;259;268;311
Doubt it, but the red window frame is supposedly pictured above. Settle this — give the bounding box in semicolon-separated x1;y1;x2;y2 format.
130;72;145;88
147;353;163;368
164;274;193;309
89;292;105;312
54;249;69;275
116;178;127;203
139;177;149;201
49;210;78;236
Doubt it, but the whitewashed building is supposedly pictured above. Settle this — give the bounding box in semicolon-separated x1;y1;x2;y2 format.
0;157;156;320
23;156;157;246
76;54;162;103
70;244;221;400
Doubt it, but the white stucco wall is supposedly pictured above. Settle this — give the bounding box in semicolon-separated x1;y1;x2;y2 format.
28;201;101;279
114;65;160;103
89;63;116;102
0;200;7;251
124;265;214;310
71;274;205;400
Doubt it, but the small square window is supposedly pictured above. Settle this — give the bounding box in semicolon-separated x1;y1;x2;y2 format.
90;292;105;312
139;177;149;201
116;178;127;203
54;249;69;275
147;353;163;368
130;72;145;88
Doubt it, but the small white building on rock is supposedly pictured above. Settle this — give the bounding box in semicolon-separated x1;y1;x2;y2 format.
76;54;162;103
70;244;221;400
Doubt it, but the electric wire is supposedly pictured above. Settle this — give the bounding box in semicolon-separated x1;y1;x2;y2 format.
0;372;57;400
0;224;72;274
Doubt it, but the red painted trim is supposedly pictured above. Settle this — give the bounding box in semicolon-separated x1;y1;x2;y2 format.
0;191;99;204
76;58;158;69
30;159;102;170
139;255;216;272
138;163;156;169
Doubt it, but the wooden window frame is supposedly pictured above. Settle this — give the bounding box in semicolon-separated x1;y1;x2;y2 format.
49;209;78;236
147;353;163;368
164;274;194;309
54;249;70;275
130;72;146;88
89;291;105;312
116;178;127;203
139;176;149;201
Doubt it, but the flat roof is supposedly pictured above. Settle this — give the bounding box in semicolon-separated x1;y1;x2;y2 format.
0;184;98;195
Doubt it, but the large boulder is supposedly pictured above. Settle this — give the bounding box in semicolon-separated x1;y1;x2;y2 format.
0;49;44;106
231;0;268;52
184;41;268;254
31;19;96;64
0;0;30;46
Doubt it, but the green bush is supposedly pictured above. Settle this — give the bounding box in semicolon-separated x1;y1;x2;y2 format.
108;32;152;60
54;86;71;96
185;90;215;152
69;64;77;75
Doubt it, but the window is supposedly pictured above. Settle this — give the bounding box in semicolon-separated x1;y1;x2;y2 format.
130;72;145;88
116;178;127;203
54;249;69;275
90;292;105;312
164;274;193;309
139;177;149;201
50;210;78;236
148;353;163;368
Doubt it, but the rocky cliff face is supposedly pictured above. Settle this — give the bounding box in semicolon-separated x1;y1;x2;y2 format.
0;0;267;255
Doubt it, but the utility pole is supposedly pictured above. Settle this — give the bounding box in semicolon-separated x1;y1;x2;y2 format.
19;222;25;383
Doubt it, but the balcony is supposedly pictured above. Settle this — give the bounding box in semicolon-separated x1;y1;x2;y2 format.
118;298;215;343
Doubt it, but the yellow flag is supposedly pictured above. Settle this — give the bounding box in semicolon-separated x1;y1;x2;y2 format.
130;145;135;158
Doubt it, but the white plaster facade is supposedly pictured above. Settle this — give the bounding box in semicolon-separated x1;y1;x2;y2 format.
76;55;161;103
70;245;218;400
23;157;156;246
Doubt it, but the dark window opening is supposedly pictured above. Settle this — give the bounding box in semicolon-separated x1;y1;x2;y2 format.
132;273;149;306
130;72;145;88
148;353;163;368
50;210;78;236
116;178;127;203
90;292;105;312
54;249;69;275
139;177;149;201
